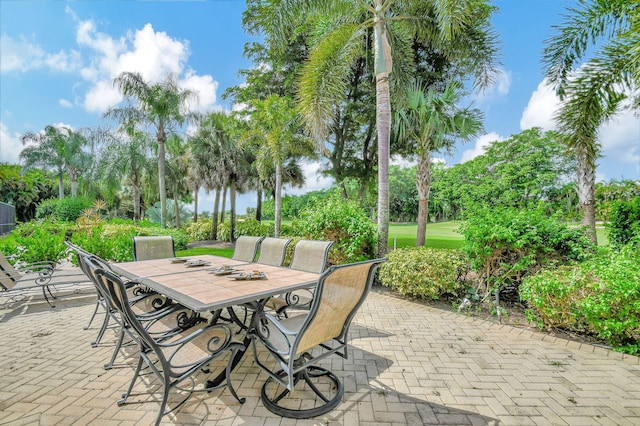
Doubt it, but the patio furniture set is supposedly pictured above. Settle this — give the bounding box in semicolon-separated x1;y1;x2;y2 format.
65;235;385;425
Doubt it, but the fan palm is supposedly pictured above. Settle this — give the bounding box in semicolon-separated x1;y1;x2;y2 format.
395;80;483;246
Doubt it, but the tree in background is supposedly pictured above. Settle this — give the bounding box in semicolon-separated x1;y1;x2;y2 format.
543;0;638;243
0;165;56;222
240;95;314;237
106;72;199;228
394;81;483;246
20;125;89;199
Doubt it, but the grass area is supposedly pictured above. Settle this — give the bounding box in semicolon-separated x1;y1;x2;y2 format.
176;247;233;258
388;222;463;249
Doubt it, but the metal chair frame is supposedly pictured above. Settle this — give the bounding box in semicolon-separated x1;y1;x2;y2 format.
251;258;386;418
89;259;245;426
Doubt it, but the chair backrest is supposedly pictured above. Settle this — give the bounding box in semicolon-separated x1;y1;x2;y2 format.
289;240;334;273
293;258;386;356
232;236;265;262
0;251;21;291
132;236;175;261
65;241;94;277
256;237;292;266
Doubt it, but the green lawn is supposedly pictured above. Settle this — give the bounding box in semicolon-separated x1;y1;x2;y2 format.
389;222;463;249
176;247;234;258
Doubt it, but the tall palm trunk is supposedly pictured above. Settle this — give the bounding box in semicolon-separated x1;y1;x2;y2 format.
211;186;220;240
416;151;432;246
376;73;391;257
132;180;141;225
255;188;263;222
157;127;168;228
173;183;181;228
576;146;597;244
220;185;227;224
275;163;283;237
230;177;237;242
193;185;199;222
57;172;64;199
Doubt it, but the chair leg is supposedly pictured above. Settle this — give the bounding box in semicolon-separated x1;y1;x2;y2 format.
42;285;56;307
85;300;102;330
118;355;144;406
91;311;111;348
104;326;126;370
260;366;344;419
155;376;171;426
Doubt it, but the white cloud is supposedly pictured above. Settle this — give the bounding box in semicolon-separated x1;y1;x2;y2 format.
65;10;219;114
0;34;80;73
460;132;504;162
286;161;333;195
520;80;560;131
59;99;73;108
0;122;23;163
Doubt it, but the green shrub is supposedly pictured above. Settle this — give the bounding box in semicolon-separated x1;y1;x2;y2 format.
35;198;59;219
521;241;640;354
217;222;231;242
55;196;92;222
460;205;595;294
607;198;640;249
184;219;213;241
4;220;70;263
236;218;273;237
379;247;469;300
293;196;377;264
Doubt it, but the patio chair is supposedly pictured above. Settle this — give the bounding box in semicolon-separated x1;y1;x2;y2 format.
66;241;103;330
251;258;386;418
255;237;292;266
132;236;175;261
266;240;334;316
90;259;245;426
82;254;190;370
0;250;77;307
231;236;265;262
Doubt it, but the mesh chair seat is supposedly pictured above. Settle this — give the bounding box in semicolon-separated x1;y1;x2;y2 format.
232;236;265;262
256;237;292;266
132;236;175;261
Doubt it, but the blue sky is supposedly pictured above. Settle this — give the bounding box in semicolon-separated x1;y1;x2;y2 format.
1;0;639;213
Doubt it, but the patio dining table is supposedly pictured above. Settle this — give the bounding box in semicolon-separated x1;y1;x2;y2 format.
110;254;321;389
110;254;320;313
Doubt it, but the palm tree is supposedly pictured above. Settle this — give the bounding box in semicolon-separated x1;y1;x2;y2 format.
21;125;89;199
242;95;314;237
395;80;483;246
282;0;499;256
542;0;638;243
99;129;155;223
105;72;199;228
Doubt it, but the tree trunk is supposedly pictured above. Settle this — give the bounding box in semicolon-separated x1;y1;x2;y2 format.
256;188;262;222
576;146;597;244
173;186;181;228
220;185;227;224
416;151;432;246
230;177;237;242
275;163;282;237
58;172;64;199
157;132;167;228
376;72;391;257
211;186;220;240
70;177;77;198
193;185;199;222
132;181;140;225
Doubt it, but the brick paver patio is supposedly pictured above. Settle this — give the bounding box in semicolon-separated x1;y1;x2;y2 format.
1;273;639;425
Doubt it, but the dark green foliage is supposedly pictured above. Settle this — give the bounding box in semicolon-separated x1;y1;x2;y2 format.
0;165;56;222
35;198;59;219
0;220;69;263
607;198;640;248
460;205;596;293
521;240;640;354
293;196;377;264
379;247;469;300
36;196;92;222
